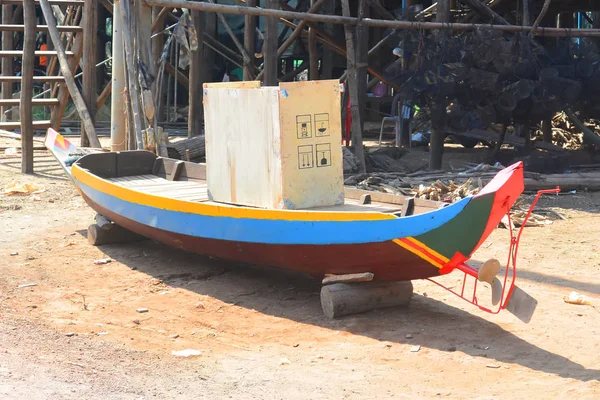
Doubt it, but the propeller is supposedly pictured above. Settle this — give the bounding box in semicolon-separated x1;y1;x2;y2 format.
477;258;503;306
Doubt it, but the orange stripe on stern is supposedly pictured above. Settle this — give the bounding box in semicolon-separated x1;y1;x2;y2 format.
392;237;448;269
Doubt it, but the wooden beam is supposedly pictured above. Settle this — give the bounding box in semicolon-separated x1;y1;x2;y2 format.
47;5;78;92
0;24;83;32
21;0;36;174
145;0;600;38
530;0;552;38
151;7;171;33
206;0;255;77
96;80;112;116
320;281;413;319
188;10;204;138
2;4;14;119
255;0;328;81
165;62;189;88
243;0;256;81
99;0;113;14
50;19;83;129
82;0;98;147
462;0;510;25
40;0;101;148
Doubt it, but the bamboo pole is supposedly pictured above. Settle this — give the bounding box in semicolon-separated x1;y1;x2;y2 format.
39;0;101;148
21;0;36;174
145;0;600;37
111;0;127;151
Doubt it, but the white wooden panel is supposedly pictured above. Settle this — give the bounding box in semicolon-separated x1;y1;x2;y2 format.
203;86;283;208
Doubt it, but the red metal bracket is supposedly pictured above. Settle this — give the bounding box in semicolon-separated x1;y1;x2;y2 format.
426;186;561;314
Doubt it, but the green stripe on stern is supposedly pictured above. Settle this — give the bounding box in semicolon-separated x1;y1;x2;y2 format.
414;193;495;260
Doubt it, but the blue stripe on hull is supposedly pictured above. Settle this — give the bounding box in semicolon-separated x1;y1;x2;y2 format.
76;180;472;245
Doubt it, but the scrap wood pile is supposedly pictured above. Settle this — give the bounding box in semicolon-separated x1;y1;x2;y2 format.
533;112;589;150
502;199;566;228
344;162;517;201
344;162;564;226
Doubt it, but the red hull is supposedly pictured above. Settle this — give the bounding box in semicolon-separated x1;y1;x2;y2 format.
84;194;441;281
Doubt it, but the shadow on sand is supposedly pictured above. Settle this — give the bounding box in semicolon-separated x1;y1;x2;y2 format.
83;235;599;383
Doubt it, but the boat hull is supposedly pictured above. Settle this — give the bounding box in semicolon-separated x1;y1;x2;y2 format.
82;192;441;281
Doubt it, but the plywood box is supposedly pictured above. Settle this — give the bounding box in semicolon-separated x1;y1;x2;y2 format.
203;80;344;210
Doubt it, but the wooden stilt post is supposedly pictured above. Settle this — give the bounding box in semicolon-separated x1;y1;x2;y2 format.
111;0;127;150
152;6;165;122
429;0;451;170
21;0;36;174
255;0;328;81
542;118;552;143
243;0;256;81
341;0;367;173
82;0;98;148
2;4;14;122
263;0;279;86
118;0;144;149
188;10;204;138
308;0;318;80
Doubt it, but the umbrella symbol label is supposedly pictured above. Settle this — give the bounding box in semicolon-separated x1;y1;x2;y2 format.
315;113;330;137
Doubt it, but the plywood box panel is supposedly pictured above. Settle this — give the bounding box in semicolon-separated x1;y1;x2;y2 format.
204;86;282;208
278;80;344;209
203;80;343;210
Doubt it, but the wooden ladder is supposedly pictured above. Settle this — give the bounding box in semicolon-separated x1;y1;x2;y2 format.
0;0;85;171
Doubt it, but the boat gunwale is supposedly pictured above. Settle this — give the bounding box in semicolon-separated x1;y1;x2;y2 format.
72;162;478;222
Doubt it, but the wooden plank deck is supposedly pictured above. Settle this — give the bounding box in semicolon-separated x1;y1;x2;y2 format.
108;174;405;213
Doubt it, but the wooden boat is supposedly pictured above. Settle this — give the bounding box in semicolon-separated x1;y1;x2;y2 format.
46;128;555;320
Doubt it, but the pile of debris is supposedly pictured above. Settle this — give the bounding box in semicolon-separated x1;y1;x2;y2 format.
343;146;408;175
532;112;586;150
412;179;480;202
344;162;567;226
344;162;516;202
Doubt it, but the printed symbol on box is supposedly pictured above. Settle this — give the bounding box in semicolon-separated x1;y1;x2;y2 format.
296;115;312;139
315;113;330;137
298;145;314;169
316;143;332;168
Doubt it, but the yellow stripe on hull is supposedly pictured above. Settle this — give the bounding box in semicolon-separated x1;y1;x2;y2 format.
72;165;396;222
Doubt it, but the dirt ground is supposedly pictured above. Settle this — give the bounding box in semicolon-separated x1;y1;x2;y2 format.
1;138;599;399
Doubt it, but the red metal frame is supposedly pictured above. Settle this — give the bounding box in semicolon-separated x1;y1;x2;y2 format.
426;187;561;314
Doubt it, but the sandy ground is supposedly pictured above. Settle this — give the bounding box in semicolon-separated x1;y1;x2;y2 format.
0;139;599;399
